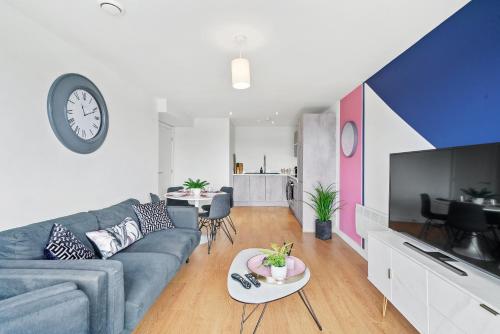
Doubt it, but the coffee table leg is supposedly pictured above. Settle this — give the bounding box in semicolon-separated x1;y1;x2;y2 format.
298;289;323;331
240;304;246;334
239;303;267;334
252;303;267;334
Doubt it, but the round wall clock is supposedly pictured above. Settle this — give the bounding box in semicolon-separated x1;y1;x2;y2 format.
47;73;109;154
341;121;358;157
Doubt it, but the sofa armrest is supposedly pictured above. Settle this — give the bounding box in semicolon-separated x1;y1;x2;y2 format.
0;282;89;334
0;260;124;334
167;206;199;230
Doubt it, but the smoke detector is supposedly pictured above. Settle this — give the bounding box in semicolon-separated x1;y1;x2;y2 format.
99;1;124;16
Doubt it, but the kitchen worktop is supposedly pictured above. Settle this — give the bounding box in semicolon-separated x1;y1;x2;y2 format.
232;174;288;207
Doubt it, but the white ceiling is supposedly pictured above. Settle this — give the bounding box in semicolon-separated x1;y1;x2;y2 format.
6;0;468;126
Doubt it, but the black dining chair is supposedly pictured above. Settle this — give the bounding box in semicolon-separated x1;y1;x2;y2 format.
202;186;236;234
166;186;193;207
198;194;232;254
418;194;448;239
446;201;495;261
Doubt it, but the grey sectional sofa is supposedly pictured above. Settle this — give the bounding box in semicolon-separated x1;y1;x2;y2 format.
0;198;201;334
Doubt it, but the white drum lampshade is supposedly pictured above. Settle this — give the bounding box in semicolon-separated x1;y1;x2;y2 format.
231;57;251;89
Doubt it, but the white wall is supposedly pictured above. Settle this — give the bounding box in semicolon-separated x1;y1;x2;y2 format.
0;3;158;231
173;118;231;189
364;84;434;214
234;126;296;172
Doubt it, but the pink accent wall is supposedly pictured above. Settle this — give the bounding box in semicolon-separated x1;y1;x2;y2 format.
339;85;363;245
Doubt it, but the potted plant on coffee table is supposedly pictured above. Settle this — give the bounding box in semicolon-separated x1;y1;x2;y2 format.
183;178;209;197
305;183;341;240
260;242;294;281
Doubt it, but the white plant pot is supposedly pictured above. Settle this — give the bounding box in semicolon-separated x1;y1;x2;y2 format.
271;264;287;281
191;188;202;197
472;198;485;205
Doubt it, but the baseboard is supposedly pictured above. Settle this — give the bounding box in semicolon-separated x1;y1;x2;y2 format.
234;201;289;207
333;225;367;260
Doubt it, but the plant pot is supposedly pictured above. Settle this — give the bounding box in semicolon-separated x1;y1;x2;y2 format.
472;198;485;205
271;264;287;281
315;219;332;240
191;188;202;197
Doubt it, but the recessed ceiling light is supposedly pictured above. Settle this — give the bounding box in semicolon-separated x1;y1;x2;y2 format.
275;112;279;116
99;0;124;16
271;120;275;125
229;112;233;116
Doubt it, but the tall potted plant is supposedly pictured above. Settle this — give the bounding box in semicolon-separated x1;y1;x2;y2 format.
183;178;209;197
305;183;340;240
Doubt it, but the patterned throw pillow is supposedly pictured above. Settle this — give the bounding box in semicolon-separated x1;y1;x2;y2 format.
132;200;174;235
45;223;95;260
86;217;143;259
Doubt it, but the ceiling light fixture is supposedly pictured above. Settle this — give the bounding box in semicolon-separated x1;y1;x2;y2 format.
229;112;233;116
231;35;251;90
275;112;279;116
99;0;124;16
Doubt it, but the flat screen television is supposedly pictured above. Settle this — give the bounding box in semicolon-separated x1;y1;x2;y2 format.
389;142;500;278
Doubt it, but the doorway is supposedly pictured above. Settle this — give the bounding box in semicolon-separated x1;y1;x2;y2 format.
159;122;174;194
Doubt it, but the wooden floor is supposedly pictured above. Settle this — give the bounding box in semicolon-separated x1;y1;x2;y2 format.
134;207;418;334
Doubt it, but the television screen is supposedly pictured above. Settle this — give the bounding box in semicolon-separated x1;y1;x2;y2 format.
389;143;500;277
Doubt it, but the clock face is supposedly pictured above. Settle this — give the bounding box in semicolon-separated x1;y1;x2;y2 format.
66;89;101;140
341;121;358;157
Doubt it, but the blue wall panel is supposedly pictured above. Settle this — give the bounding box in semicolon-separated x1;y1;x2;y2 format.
367;0;500;148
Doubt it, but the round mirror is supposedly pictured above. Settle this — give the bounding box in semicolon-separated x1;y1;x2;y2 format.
341;121;358;157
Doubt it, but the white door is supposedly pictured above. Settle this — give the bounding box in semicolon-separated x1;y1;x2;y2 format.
159;123;174;194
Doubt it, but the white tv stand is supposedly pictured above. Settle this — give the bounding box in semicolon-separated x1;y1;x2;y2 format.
368;230;500;334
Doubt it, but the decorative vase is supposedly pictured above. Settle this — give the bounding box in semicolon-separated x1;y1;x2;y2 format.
472;198;485;205
192;188;202;197
271;264;288;281
315;219;332;240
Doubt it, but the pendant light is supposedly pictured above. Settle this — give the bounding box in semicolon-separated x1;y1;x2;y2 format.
231;35;251;90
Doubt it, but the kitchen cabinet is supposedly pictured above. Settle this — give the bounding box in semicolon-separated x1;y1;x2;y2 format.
266;175;285;201
233;174;288;206
233;175;250;202
249;175;266;201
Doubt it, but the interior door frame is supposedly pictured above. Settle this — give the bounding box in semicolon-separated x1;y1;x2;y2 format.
159;121;175;193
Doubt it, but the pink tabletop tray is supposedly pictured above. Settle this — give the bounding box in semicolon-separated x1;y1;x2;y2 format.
247;254;306;285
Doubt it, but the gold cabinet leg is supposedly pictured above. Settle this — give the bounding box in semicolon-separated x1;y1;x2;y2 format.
382;297;388;317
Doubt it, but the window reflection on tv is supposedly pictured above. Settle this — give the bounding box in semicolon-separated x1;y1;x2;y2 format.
389;143;500;278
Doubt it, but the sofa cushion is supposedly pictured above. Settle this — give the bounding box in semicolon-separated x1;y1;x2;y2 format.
109;252;180;330
122;229;200;263
89;199;140;230
0;212;99;260
132;201;174;235
86;217;143;259
45;223;95;260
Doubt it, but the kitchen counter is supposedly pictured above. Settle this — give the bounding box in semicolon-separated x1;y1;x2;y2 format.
232;174;288;207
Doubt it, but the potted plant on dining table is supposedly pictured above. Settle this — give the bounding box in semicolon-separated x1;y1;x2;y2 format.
183;178;209;197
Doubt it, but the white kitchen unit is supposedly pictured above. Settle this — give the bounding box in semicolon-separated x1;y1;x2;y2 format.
368;230;500;334
233;174;288;206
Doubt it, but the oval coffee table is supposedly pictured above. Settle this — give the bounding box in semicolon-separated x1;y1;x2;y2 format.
227;248;322;333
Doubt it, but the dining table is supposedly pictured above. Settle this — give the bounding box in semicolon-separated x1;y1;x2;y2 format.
164;190;226;210
164;190;226;245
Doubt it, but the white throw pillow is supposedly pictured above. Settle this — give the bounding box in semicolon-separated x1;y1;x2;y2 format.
86;217;143;259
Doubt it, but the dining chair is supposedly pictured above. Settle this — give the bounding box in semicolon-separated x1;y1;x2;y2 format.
166;186;193;207
199;194;232;254
418;193;448;240
202;186;236;234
